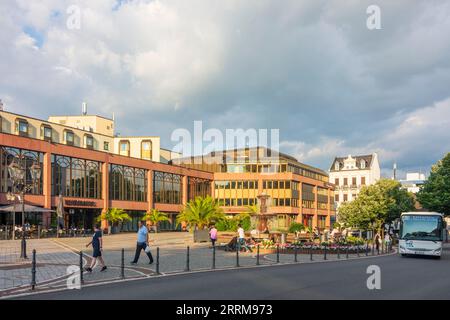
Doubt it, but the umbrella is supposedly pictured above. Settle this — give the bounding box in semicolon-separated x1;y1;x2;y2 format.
0;203;55;212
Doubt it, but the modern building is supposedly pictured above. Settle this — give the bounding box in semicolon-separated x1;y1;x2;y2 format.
329;153;381;208
0;109;212;232
171;147;336;232
399;172;426;194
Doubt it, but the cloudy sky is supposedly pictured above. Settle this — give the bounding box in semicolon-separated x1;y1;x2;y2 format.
1;0;449;177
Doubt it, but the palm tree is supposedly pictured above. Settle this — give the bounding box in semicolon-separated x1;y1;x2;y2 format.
145;209;170;233
97;208;131;234
237;204;258;227
177;196;225;231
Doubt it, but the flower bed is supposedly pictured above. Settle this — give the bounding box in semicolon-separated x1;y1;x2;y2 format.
252;242;381;255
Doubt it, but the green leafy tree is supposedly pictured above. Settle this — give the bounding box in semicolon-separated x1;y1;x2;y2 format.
177;196;225;230
338;179;415;234
97;208;132;230
144;209;170;233
417;153;450;215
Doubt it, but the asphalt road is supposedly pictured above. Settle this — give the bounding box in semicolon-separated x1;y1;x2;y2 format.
13;247;450;299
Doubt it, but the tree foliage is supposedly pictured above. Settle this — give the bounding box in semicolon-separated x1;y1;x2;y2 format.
97;208;132;226
144;209;170;232
417;153;450;216
338;179;415;232
177;196;225;230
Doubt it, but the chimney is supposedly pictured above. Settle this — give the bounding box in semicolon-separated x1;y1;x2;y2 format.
82;102;87;115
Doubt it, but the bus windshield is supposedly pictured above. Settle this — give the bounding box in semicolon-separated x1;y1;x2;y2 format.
400;215;442;241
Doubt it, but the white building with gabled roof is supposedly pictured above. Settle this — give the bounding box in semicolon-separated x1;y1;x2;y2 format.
329;153;381;208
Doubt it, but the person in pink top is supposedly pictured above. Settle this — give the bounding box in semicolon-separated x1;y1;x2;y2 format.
209;224;218;248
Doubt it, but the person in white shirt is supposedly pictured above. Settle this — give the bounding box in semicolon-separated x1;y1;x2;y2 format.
237;224;252;253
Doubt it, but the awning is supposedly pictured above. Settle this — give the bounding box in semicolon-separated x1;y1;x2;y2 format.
0;204;55;212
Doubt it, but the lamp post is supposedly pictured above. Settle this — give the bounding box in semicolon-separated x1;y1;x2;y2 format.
7;157;41;259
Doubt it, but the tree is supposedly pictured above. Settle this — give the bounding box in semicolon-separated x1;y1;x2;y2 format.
417;153;450;216
289;222;305;240
338;179;415;234
97;208;131;233
177;196;225;230
144;209;170;233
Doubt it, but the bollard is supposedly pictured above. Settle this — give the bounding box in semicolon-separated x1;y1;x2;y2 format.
372;243;375;256
212;245;216;270
256;244;260;266
276;244;280;263
366;242;369;256
31;249;36;290
346;246;349;259
357;245;360;257
121;248;125;279
324;244;327;260
294;245;298;263
79;251;84;285
185;246;190;272
337;245;340;259
156;247;160;274
236;243;240;267
310;244;313;261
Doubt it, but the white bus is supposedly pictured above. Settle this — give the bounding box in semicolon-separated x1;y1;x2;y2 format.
399;212;446;258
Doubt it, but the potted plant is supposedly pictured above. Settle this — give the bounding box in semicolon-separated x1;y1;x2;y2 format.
177;196;225;242
145;209;170;233
97;208;131;234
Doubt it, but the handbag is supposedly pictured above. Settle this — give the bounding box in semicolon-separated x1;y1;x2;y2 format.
144;244;151;253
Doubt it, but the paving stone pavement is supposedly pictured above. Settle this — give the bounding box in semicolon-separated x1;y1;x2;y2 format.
1;233;394;296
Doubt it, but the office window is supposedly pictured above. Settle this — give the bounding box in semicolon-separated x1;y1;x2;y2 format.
153;171;182;204
85;135;94;149
16;118;29;136
141;140;152;160
64;130;74;146
119;140;130;157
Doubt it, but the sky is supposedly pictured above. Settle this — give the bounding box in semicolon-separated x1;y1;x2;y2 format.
1;0;449;178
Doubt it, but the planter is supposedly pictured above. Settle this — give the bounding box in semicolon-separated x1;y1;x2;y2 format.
194;229;210;243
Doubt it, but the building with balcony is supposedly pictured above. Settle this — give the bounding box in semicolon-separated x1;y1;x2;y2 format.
0;109;212;232
171;147;336;232
329;153;380;209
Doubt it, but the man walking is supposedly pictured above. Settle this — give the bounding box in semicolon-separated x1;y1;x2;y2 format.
85;224;107;272
130;220;153;264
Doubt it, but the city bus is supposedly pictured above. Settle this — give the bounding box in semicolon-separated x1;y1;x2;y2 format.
399;212;446;258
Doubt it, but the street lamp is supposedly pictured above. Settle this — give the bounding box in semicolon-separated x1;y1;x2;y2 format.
7;157;41;259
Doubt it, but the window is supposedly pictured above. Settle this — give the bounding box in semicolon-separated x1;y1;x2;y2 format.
335;194;339;202
188;177;211;200
104;142;109;151
360;161;366;169
335;162;340;170
334;178;339;185
119;140;130;157
343;194;348;202
153;171;182;204
109;164;147;202
41;124;52;142
51;155;102;199
141;140;152;160
352;177;357;186
15;118;28;136
64;130;74;146
85;135;94;149
361;177;366;185
343;178;348;186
